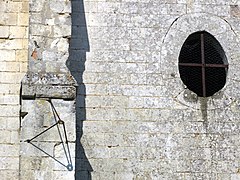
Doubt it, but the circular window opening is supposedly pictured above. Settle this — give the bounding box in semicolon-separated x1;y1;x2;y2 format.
178;31;228;97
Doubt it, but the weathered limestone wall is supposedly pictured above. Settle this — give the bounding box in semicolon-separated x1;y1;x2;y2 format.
66;0;240;179
2;0;240;179
0;0;28;179
27;0;71;73
20;0;76;179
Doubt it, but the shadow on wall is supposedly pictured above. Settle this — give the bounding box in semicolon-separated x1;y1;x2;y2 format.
66;0;92;179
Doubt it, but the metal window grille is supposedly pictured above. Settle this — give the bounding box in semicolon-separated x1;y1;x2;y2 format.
178;31;228;97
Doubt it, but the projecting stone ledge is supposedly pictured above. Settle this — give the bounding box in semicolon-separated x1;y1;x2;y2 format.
21;72;78;100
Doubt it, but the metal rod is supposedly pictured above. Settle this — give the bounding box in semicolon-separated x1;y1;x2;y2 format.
179;63;203;67
25;99;73;171
29;141;67;168
63;123;73;166
179;63;228;68
205;64;229;68
49;100;70;164
26;122;58;143
201;33;206;97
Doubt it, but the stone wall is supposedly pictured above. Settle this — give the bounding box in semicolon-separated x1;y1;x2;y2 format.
20;0;76;179
0;0;28;179
1;0;240;179
66;0;240;179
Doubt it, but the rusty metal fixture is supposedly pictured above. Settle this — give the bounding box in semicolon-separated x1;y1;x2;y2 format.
179;31;228;97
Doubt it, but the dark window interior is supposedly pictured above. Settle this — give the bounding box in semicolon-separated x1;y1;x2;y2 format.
179;31;228;97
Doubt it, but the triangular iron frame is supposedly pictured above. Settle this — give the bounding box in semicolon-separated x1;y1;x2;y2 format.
25;99;73;171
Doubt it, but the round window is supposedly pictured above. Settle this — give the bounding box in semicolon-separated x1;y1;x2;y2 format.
178;31;228;97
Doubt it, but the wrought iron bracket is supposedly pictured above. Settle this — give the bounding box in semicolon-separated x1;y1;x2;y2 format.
25;99;73;171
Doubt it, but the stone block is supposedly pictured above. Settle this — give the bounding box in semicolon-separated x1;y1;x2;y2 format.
20;62;28;72
10;130;19;144
19;170;40;180
0;118;6;130
187;4;230;17
6;117;19;130
0;84;20;95
16;49;28;62
50;38;69;52
0;13;17;25
167;3;187;15
0;26;9;38
0;144;19;156
22;38;28;49
53;25;71;37
0;130;11;143
0;170;19;180
49;0;71;14
0;50;16;61
115;172;134;180
30;24;52;36
9;26;28;39
21;72;77;99
0;157;19;170
22;84;76;100
0;39;23;50
52;171;74;180
0;62;19;72
0;105;19;117
0;95;19;105
82;121;112;134
6;2;22;13
18;13;29;26
29;0;45;12
0;2;7;12
0;72;24;84
21;1;29;13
